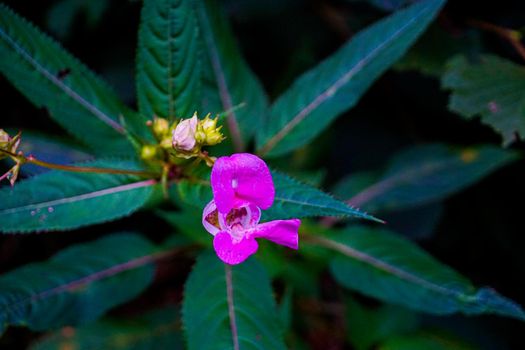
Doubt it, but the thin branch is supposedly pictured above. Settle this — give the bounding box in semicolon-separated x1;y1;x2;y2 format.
469;19;525;61
0;148;158;178
225;264;240;350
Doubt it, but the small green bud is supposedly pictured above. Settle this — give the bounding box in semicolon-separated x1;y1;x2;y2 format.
141;145;158;160
152;117;170;137
0;129;9;147
197;115;225;146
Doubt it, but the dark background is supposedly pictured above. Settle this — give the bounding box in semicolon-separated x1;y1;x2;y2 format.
1;0;524;349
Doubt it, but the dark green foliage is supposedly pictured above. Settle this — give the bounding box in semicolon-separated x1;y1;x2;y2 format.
0;233;158;333
257;0;446;157
30;307;184;350
0;160;157;233
182;253;286;350
442;55;525;146
0;4;146;155
333;144;518;212
1;0;524;348
196;0;269;145
136;0;201;120
264;171;381;222
327;226;525;320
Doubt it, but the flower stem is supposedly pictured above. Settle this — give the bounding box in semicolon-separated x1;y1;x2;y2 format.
469;19;525;61
0;148;158;178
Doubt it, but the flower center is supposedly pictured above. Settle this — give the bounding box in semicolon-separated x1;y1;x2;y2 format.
225;207;250;233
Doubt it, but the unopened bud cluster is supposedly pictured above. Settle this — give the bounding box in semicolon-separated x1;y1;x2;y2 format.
140;112;225;163
0;129;22;186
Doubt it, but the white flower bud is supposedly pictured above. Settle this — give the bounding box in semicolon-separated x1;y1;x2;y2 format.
172;114;198;151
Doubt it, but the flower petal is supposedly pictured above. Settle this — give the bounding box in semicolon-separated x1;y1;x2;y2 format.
217;203;261;232
211;153;274;213
249;219;300;249
213;232;259;265
202;200;220;236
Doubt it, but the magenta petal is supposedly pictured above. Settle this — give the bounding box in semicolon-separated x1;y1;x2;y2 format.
213;232;259;265
249;219;300;249
211;153;274;213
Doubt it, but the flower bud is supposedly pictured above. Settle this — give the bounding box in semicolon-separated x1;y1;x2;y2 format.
0;129;9;147
140;145;158;160
197;115;225;146
152;117;170;137
172;114;198;151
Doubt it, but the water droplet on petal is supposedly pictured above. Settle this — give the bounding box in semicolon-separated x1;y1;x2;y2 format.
488;101;499;113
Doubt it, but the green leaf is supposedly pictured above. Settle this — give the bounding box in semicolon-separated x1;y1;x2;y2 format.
167;170;379;222
442;55;525;146
0;5;147;156
196;0;269;149
333;144;518;212
30;307;183;350
257;0;446;157
317;225;525;320
264;171;381;222
136;0;201;120
169;178;212;209
0;233;158;333
278;288;293;333
182;252;286;350
0;160;157;233
158;208;211;246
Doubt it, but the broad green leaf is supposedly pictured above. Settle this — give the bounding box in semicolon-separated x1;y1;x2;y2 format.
257;0;446;157
136;0;201;120
169;178;212;209
158;208;211;246
334;144;518;212
278;288;293;332
182;252;286;350
379;330;476;350
346;297;418;350
264;171;381;222
30;307;183;350
168;170;379;222
318;226;525;320
346;0;412;12
0;233;158;333
196;0;269;150
0;160;157;233
0;4;146;156
442;55;525;146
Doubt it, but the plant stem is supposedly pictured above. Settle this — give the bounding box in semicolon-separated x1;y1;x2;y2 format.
0;148;158;178
469;20;525;61
224;264;240;350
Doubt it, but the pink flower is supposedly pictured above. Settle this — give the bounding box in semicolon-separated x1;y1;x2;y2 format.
202;153;300;265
